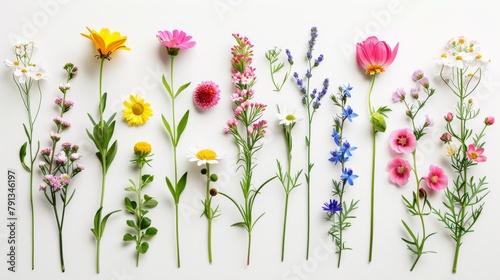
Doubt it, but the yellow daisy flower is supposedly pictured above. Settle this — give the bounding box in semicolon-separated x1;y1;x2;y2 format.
123;95;153;126
81;27;130;59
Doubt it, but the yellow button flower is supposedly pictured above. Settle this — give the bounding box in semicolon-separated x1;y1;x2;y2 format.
81;27;130;59
122;94;153;126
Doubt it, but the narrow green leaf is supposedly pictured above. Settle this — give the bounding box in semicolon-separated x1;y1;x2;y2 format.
100;209;121;234
124;186;135;192
162;74;173;98
161;114;174;142
165;176;178;204
106;140;118;170
19;142;30;172
230;222;246;227
175;82;191;99
101;92;108;112
176;110;190;145
177;172;188;197
92;207;103;237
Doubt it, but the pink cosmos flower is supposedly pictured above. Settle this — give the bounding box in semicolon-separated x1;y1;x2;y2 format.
389;128;417;154
387;156;412;186
423;165;448;191
157;30;196;56
356;36;399;75
467;144;487;162
193;81;221;111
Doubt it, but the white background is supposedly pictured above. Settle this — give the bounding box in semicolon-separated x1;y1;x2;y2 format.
1;0;499;279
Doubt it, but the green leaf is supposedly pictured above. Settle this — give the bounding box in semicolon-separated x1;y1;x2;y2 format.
123;233;135;242
143;197;158;209
231;222;246;227
19;142;30;172
92;207;103;238
124;186;135;192
137;242;149;254
124;197;137;213
101;92;108;112
142;174;154;186
140;217;152;230
177;172;188;197
106;140;118;170
165;176;177;204
162;74;173;98
100;209;121;234
144;227;158;238
161;114;174;142
175;82;191;99
176;110;190;145
126;219;137;229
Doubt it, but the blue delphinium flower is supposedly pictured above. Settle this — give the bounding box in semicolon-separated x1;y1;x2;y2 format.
341;168;358;186
343;105;358;122
340;141;357;157
322;199;342;213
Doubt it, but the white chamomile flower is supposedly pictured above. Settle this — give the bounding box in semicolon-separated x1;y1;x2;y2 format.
276;107;303;126
187;147;223;166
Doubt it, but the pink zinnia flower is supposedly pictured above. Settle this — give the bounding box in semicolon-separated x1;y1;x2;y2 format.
193;81;220;111
157;30;196;56
389;128;417;154
356;36;399;75
387;156;412;186
423;165;448;191
467;144;487;162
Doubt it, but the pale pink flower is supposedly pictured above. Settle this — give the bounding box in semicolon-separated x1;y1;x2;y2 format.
392;87;406;102
356;36;399;75
467;144;486;162
387;156;412;186
389;128;417;154
423;165;448;191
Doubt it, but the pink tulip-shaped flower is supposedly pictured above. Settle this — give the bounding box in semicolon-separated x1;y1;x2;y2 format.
467;144;487;162
157;30;196;56
356;36;399;75
389;128;417;154
423;165;448;191
387;156;412;186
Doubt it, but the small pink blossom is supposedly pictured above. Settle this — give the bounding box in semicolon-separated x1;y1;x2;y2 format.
356;36;399;75
70;153;80;161
424;114;434;127
40;148;52;156
193;81;220;111
55;151;67;164
467;144;486;162
485;116;495;125
389;128;417;154
423;165;448;191
445;112;453;122
392;87;406;102
50;132;61;141
412;69;424;81
440;132;452;143
387;156;412;186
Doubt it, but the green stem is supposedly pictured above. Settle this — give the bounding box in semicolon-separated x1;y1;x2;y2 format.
175;203;180;268
208;217;213;264
206;164;213;264
281;192;289;262
247;232;252;265
367;74;377;263
96;239;101;273
410;151;426;272
135;166;144;268
98;58;105;128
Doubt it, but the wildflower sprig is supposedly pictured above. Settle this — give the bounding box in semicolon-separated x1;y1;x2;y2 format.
432;36;493;273
157;29;196;268
4;40;48;269
390;70;445;271
82;27;129;273
275;106;303;261
324;84;360;267
265;47;293;92
38;63;82;272
291;26;329;259
123;142;158;267
187;147;223;264
220;33;275;265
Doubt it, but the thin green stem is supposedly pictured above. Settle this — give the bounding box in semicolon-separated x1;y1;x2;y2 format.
281;192;289;262
206;164;213;264
305;61;313;260
367;74;377;263
247;232;252;265
135;166;144;267
175;203;180;268
208;217;213;264
409;151;426;272
96;239;101;273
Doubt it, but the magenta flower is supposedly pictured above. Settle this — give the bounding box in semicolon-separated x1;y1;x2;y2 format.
356;36;399;75
485;116;495;125
193;81;220;111
423;165;448;191
387;156;412;186
157;30;196;56
389;128;417;154
467;144;487;162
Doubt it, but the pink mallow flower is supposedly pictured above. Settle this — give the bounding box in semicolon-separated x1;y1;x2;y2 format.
467;144;487;162
356;36;399;75
387;156;412;186
193;81;220;111
423;165;448;191
389;128;417;154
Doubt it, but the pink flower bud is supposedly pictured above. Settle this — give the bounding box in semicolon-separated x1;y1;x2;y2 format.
445;112;453;122
440;132;452;143
485;116;494;125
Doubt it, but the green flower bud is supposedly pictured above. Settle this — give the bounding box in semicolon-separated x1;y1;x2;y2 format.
371;112;387;133
201;168;207;175
210;174;218;182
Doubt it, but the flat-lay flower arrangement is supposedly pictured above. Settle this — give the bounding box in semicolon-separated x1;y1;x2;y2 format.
3;24;495;276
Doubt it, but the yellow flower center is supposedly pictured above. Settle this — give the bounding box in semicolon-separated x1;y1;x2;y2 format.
476;54;482;59
132;103;144;115
456;55;463;60
366;65;384;75
441;53;447;58
458;38;465;44
285;114;296;121
467;73;473;77
470;152;478;159
430;175;438;184
13;61;19;66
469;47;474;52
196;149;217;161
134;142;152;154
21;68;27;73
36;72;42;77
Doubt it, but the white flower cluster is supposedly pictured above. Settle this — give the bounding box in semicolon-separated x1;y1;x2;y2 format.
4;41;48;84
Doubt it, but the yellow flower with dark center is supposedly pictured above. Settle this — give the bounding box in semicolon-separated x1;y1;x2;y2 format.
123;94;153;126
81;27;130;59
